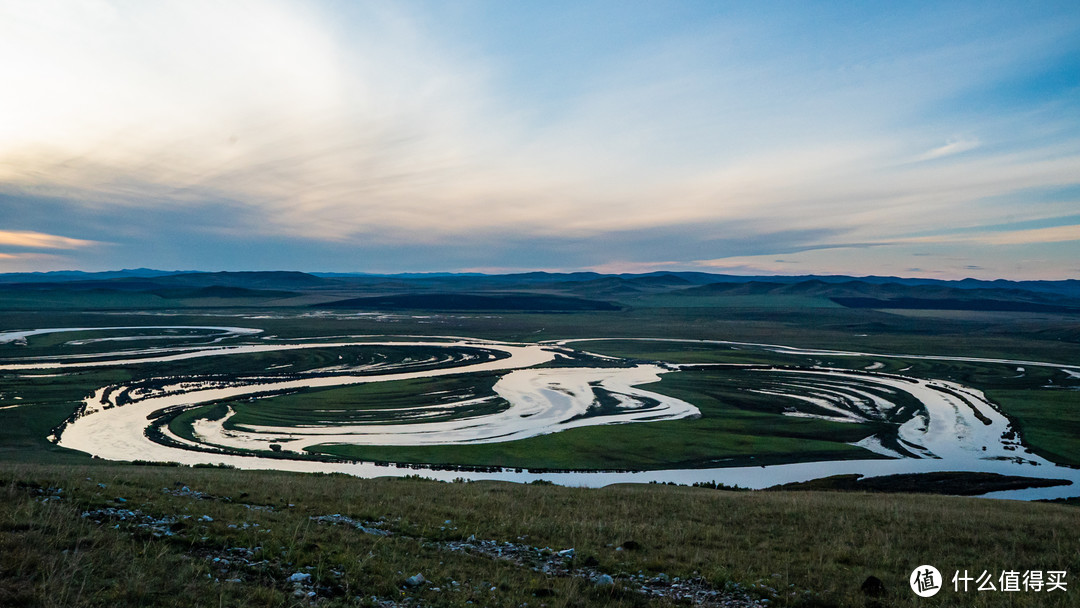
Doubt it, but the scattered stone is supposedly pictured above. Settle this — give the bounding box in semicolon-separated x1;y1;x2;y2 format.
289;572;312;584
80;507;177;537
308;514;767;607
861;575;886;597
163;485;213;500
310;514;391;536
405;573;426;587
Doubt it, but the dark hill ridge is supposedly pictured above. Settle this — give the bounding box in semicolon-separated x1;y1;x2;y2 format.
4;268;1079;296
624;274;694;287
150;286;299;300
547;277;647;298
0;269;1077;312
0;268;197;283
0;271;334;292
676;279;1080;310
544;274;696;299
146;271;335;289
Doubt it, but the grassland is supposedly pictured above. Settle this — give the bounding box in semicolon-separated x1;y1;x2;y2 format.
3;309;1078;473
987;390;1080;467
226;374;506;428
311;341;1080;473
3;294;1079;607
0;367;133;463
310;369;885;470
4;297;1080;362
2;463;1078;608
574;340;1080;471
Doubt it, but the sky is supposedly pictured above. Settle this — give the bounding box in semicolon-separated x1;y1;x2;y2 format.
1;1;1079;279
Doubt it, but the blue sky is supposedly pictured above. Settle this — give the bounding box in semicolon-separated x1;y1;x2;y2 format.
1;0;1079;278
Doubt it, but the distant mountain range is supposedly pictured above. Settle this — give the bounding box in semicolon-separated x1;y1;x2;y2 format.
0;269;1078;313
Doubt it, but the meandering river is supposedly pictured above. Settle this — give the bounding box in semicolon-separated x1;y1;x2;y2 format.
5;327;1077;500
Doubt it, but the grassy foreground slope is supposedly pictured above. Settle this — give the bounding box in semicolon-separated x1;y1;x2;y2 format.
3;463;1078;608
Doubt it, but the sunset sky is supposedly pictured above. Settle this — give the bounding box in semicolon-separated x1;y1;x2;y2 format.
1;1;1079;279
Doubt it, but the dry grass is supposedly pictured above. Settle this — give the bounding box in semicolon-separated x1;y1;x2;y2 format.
1;463;1077;607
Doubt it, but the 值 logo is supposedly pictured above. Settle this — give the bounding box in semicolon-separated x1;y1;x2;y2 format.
910;565;942;597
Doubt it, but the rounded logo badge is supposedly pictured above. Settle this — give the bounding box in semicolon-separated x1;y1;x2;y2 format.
910;565;943;597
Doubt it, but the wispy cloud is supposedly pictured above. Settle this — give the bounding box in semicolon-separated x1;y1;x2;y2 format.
0;230;97;250
917;138;981;161
927;223;1080;246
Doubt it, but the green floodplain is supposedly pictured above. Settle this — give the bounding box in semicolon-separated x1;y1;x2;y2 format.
1;272;1079;607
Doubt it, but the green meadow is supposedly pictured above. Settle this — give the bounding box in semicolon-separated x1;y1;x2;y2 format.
310;368;886;470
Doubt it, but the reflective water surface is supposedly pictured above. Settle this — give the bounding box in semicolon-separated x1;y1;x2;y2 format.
5;327;1076;500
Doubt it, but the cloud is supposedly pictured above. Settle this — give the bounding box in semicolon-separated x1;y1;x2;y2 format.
973;224;1080;245
0;0;511;239
916;138;981;161
896;223;1080;246
0;2;1079;277
0;230;97;250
